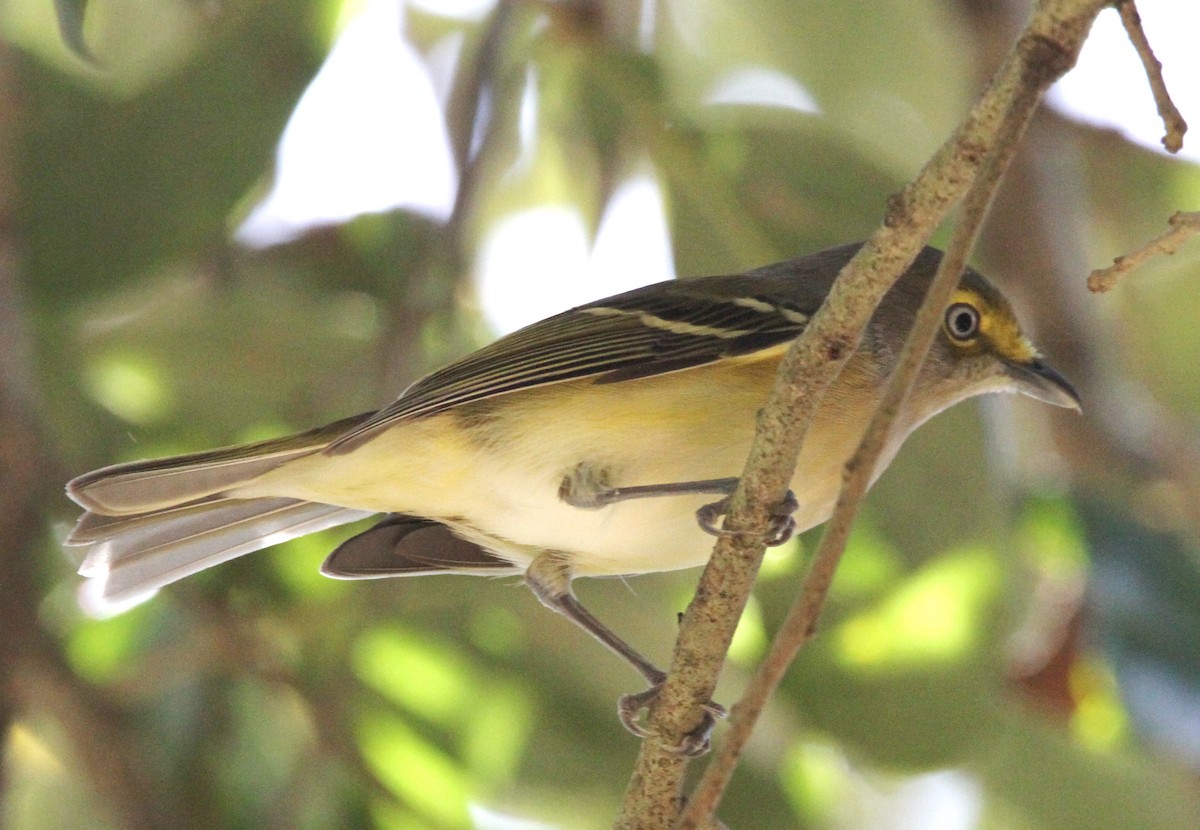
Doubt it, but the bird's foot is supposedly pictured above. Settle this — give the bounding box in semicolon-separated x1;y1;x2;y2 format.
696;489;799;546
558;463;611;509
618;683;727;757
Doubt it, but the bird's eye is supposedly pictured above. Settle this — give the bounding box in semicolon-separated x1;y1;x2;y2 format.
945;303;981;341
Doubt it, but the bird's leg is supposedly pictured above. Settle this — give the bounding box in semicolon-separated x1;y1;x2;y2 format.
560;463;798;546
525;553;664;686
524;552;724;756
559;463;739;508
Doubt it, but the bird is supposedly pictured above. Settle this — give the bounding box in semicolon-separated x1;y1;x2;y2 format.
66;241;1079;750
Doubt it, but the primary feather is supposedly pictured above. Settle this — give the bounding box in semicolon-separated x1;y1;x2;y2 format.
320;244;853;453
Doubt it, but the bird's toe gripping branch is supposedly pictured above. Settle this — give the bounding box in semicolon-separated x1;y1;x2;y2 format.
696;489;799;546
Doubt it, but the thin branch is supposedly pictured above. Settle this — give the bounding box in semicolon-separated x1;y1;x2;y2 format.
1116;0;1187;153
378;0;527;393
443;0;525;231
1088;210;1200;292
613;4;1107;827
677;69;1043;830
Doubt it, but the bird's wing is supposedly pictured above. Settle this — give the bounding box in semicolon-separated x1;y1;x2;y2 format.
321;514;517;578
324;273;819;454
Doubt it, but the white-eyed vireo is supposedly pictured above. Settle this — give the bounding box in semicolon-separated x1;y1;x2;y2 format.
67;241;1079;743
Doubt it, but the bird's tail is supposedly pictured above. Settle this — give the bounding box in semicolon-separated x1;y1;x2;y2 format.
66;414;375;614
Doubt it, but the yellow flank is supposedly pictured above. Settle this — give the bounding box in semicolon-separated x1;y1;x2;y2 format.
721;340;794;364
239;415;483;516
236;346;889;577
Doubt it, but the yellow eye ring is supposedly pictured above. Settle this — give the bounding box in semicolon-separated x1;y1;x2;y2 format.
945;302;981;341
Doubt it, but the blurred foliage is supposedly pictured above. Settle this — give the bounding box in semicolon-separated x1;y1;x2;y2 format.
3;0;1200;829
20;0;326;302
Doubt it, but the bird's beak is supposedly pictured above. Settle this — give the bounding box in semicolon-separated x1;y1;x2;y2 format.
1005;357;1082;412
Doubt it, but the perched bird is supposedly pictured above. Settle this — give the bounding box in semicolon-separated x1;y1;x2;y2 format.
66;242;1079;748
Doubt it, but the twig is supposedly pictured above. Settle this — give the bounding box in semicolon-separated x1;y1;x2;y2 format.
613;4;1106;828
1087;210;1200;292
676;67;1043;830
378;0;525;392
1116;0;1187;153
443;0;523;227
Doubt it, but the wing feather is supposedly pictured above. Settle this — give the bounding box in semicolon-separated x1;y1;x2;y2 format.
326;244;861;454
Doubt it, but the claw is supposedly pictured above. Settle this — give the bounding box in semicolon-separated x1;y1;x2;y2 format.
696;490;799;546
765;490;799;546
696;496;735;537
617;684;726;757
617;686;659;738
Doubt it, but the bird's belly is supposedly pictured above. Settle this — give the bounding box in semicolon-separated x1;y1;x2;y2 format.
469;483;840;578
244;359;872;576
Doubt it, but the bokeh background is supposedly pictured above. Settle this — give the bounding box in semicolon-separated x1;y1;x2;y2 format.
3;0;1200;828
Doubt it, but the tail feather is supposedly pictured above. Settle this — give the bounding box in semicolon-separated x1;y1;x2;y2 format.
69;495;229;547
67;413;379;614
67;413;370;515
76;496;373;612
